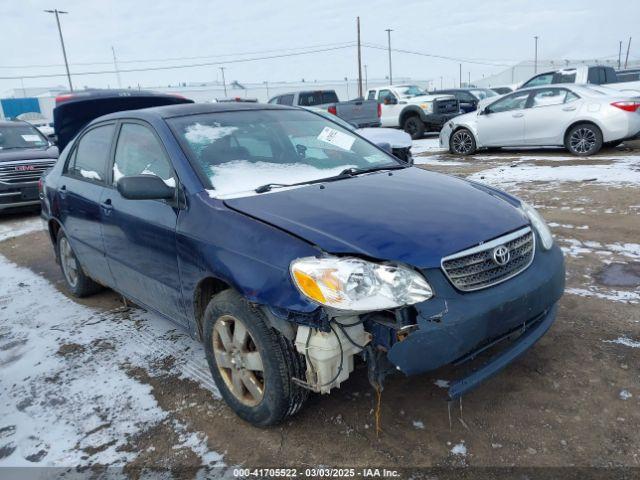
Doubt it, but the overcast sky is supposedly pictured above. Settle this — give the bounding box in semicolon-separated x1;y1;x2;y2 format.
1;0;638;93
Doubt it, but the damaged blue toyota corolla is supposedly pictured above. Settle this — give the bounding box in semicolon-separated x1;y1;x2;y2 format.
41;98;565;426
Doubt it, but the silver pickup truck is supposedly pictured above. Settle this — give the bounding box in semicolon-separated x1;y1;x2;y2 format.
268;90;380;128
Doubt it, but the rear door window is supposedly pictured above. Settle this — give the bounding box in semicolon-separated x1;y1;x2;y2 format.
67;124;115;182
377;89;396;103
112;123;176;188
530;88;566;107
297;91;339;106
277;94;294;106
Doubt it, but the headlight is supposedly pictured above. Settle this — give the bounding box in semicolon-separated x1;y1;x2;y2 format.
290;256;433;311
521;202;553;250
420;103;433;113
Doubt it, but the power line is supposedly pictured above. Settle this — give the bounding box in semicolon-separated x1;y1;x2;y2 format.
0;41;357;70
0;44;355;80
362;43;514;67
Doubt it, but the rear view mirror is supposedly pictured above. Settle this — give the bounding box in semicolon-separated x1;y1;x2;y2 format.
376;141;393;153
117;175;175;200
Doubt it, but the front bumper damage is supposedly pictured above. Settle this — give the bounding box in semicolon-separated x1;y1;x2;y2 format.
385;241;565;399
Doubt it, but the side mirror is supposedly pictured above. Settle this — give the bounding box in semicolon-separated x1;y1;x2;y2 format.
480;106;491;115
117;175;175;200
376;141;393;154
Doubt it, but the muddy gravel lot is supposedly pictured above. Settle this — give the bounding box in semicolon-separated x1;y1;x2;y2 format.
0;139;639;478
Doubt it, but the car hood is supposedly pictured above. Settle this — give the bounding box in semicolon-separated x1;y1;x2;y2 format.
357;128;412;149
223;168;529;268
0;146;58;162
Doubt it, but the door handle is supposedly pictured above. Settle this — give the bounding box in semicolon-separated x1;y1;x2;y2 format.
562;106;577;111
512;112;524;118
101;198;113;215
59;185;67;198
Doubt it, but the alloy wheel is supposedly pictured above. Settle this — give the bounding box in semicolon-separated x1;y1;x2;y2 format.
59;237;79;288
451;130;473;154
212;315;265;407
569;127;597;154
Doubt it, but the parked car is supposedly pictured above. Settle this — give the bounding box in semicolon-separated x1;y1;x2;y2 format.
490;86;514;95
430;88;499;113
0;120;58;213
616;68;640;83
42;100;565;427
306;107;413;162
519;65;640;94
53;88;193;151
366;85;460;139
268;90;380;128
440;84;640;156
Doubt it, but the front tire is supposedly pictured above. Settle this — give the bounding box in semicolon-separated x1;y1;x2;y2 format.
449;128;477;155
56;230;103;297
565;123;603;156
403;116;425;140
203;290;308;427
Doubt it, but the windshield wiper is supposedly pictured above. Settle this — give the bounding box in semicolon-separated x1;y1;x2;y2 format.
338;164;408;176
254;164;407;194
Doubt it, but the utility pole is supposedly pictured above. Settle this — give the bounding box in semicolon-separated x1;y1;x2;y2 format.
44;9;73;91
357;17;363;98
534;35;539;74
618;41;623;69
624;37;632;69
440;76;443;89
364;65;368;91
459;63;462;87
219;67;227;96
385;28;393;85
111;46;122;88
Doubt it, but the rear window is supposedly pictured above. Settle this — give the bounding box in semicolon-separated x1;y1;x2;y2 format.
297;91;339;106
551;71;577;84
67;124;115;182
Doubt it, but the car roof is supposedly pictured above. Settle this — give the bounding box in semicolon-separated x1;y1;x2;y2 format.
97;101;295;122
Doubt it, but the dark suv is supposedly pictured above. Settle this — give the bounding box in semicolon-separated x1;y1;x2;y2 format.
0;120;57;212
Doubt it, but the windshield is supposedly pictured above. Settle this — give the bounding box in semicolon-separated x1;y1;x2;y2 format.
469;89;498;100
397;85;425;98
168;109;397;198
0;123;48;150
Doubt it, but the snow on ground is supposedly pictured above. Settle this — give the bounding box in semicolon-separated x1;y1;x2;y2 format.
450;442;467;456
0;255;221;468
412;136;446;156
603;337;640;348
0;216;44;242
468;156;640;187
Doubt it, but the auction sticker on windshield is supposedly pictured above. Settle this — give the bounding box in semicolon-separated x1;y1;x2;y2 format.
21;134;42;142
317;127;355;151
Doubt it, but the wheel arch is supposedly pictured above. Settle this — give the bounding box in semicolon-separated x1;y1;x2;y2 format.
563;119;603;144
193;276;232;340
399;106;424;127
451;124;479;145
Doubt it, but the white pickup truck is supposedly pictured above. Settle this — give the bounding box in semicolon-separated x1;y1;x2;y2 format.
519;65;640;95
365;85;460;139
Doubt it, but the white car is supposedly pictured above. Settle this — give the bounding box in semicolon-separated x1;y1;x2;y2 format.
440;84;640;156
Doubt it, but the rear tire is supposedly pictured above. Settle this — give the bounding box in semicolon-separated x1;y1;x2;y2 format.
56;230;103;297
403;116;425;140
565;123;603;156
449;128;477;155
203;290;308;427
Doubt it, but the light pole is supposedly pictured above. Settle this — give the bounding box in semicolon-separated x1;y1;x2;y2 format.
264;81;269;99
364;65;368;91
385;28;393;85
534;35;539;74
44;9;73;91
344;77;350;99
219;67;227;96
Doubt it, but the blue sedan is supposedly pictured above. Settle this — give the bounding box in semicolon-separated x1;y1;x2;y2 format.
41;99;564;426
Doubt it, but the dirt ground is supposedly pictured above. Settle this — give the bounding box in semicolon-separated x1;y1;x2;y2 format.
0;139;639;478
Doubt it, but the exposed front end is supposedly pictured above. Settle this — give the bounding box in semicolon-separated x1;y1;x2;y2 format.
0;159;56;212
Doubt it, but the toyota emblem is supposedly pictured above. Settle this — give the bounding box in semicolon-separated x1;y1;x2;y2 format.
492;245;510;266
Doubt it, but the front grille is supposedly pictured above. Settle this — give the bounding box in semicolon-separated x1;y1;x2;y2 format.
441;227;535;292
434;99;459;114
0;160;55;184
